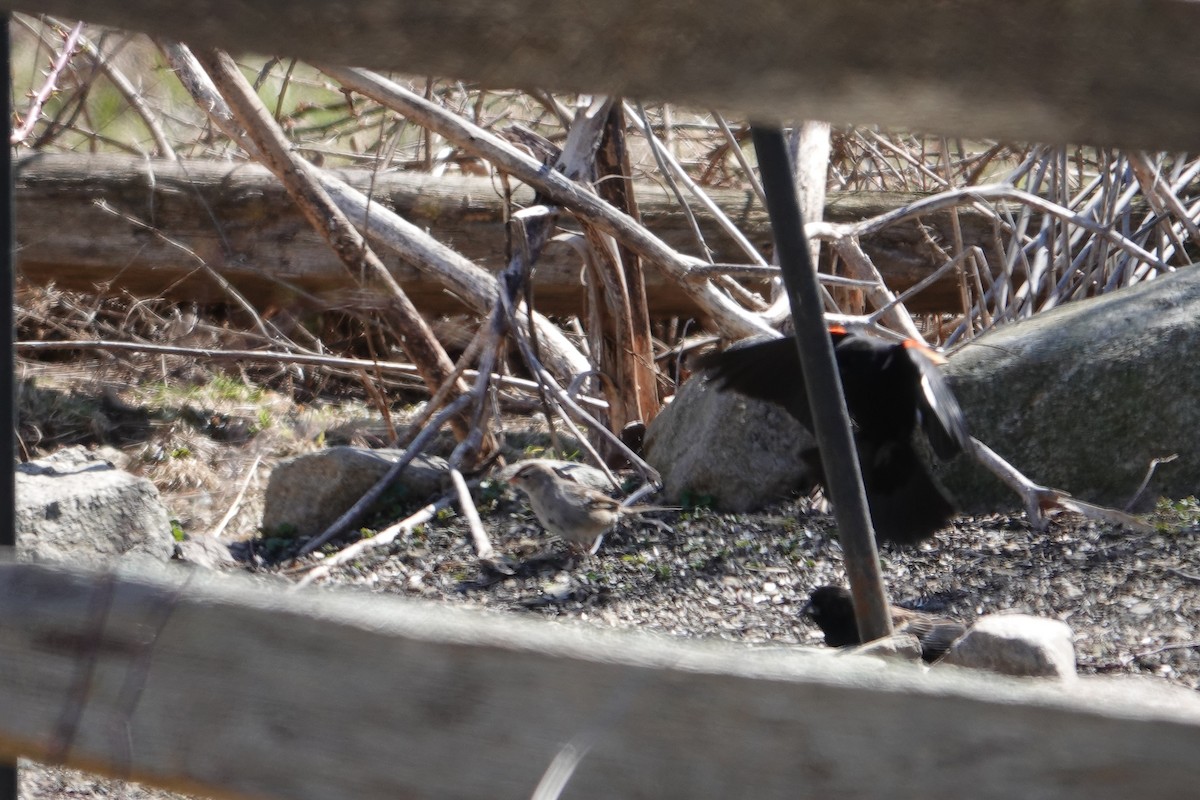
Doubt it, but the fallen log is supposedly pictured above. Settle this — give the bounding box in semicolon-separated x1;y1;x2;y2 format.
15;153;996;316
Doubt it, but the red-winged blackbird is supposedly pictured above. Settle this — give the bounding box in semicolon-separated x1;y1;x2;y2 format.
695;325;970;544
804;585;967;663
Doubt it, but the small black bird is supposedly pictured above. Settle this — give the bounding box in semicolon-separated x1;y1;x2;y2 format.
695;326;970;544
804;585;967;663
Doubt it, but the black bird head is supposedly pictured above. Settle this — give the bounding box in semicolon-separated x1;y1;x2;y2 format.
803;585;861;647
804;584;968;662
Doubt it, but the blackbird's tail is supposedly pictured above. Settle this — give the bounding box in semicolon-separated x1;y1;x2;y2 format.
802;440;954;546
856;438;955;545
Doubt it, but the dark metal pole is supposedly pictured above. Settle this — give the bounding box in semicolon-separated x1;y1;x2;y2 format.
1;12;19;800
750;125;893;643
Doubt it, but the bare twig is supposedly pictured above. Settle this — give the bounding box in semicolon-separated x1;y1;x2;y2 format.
14;339;610;410
448;465;503;566
159;41;589;384
1126;454;1179;512
11;19;84;145
318;65;774;340
1129;641;1200;660
294;394;475;557
193;48;481;449
1129;151;1200;248
827;236;923;339
40;17;176;159
633;101;768;268
288;490;458;587
868;246;989;327
92;199;283;345
1166;568;1200;585
970;438;1153;532
207;454;263;539
712;113;766;207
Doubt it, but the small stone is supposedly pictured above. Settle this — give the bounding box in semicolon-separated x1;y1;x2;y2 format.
846;633;924;663
262;447;449;539
940;613;1076;680
1127;601;1154;616
172;536;236;569
1059;580;1084;599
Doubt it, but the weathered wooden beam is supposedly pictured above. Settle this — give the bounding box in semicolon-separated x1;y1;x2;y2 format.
14;153;992;316
2;561;1200;800
4;1;1200;151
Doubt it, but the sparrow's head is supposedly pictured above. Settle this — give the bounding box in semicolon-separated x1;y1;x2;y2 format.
507;461;558;492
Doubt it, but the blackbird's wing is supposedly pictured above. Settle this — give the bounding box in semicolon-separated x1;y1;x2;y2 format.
694;337;812;426
905;343;971;460
895;612;968;663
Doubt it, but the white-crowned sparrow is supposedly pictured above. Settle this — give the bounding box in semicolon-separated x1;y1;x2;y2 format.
507;461;673;554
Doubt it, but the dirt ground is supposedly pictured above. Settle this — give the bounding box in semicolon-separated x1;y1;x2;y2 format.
14;346;1200;800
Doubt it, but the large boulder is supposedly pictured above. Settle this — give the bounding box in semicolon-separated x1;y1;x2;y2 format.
262;447;449;538
943;265;1200;512
646;267;1200;516
16;446;174;563
643;370;810;511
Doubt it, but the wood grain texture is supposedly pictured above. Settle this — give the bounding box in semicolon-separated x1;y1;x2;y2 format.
4;0;1200;150
2;561;1200;800
14;153;994;315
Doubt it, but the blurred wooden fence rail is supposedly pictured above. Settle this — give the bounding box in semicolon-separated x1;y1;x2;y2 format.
3;0;1200;151
3;561;1200;800
14;153;991;316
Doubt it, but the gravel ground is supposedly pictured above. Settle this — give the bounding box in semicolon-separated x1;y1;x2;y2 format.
299;490;1200;688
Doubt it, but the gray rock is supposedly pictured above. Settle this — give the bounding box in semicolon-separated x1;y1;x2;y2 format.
648;268;1200;519
943;266;1200;512
16;446;174;563
846;633;925;663
940;613;1076;680
173;535;237;569
643;371;810;511
262;447;449;538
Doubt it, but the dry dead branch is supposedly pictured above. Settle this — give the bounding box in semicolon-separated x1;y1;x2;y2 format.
970;438;1153;533
295;393;474;558
192;47;484;450
318;65;775;341
10;19;83;145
